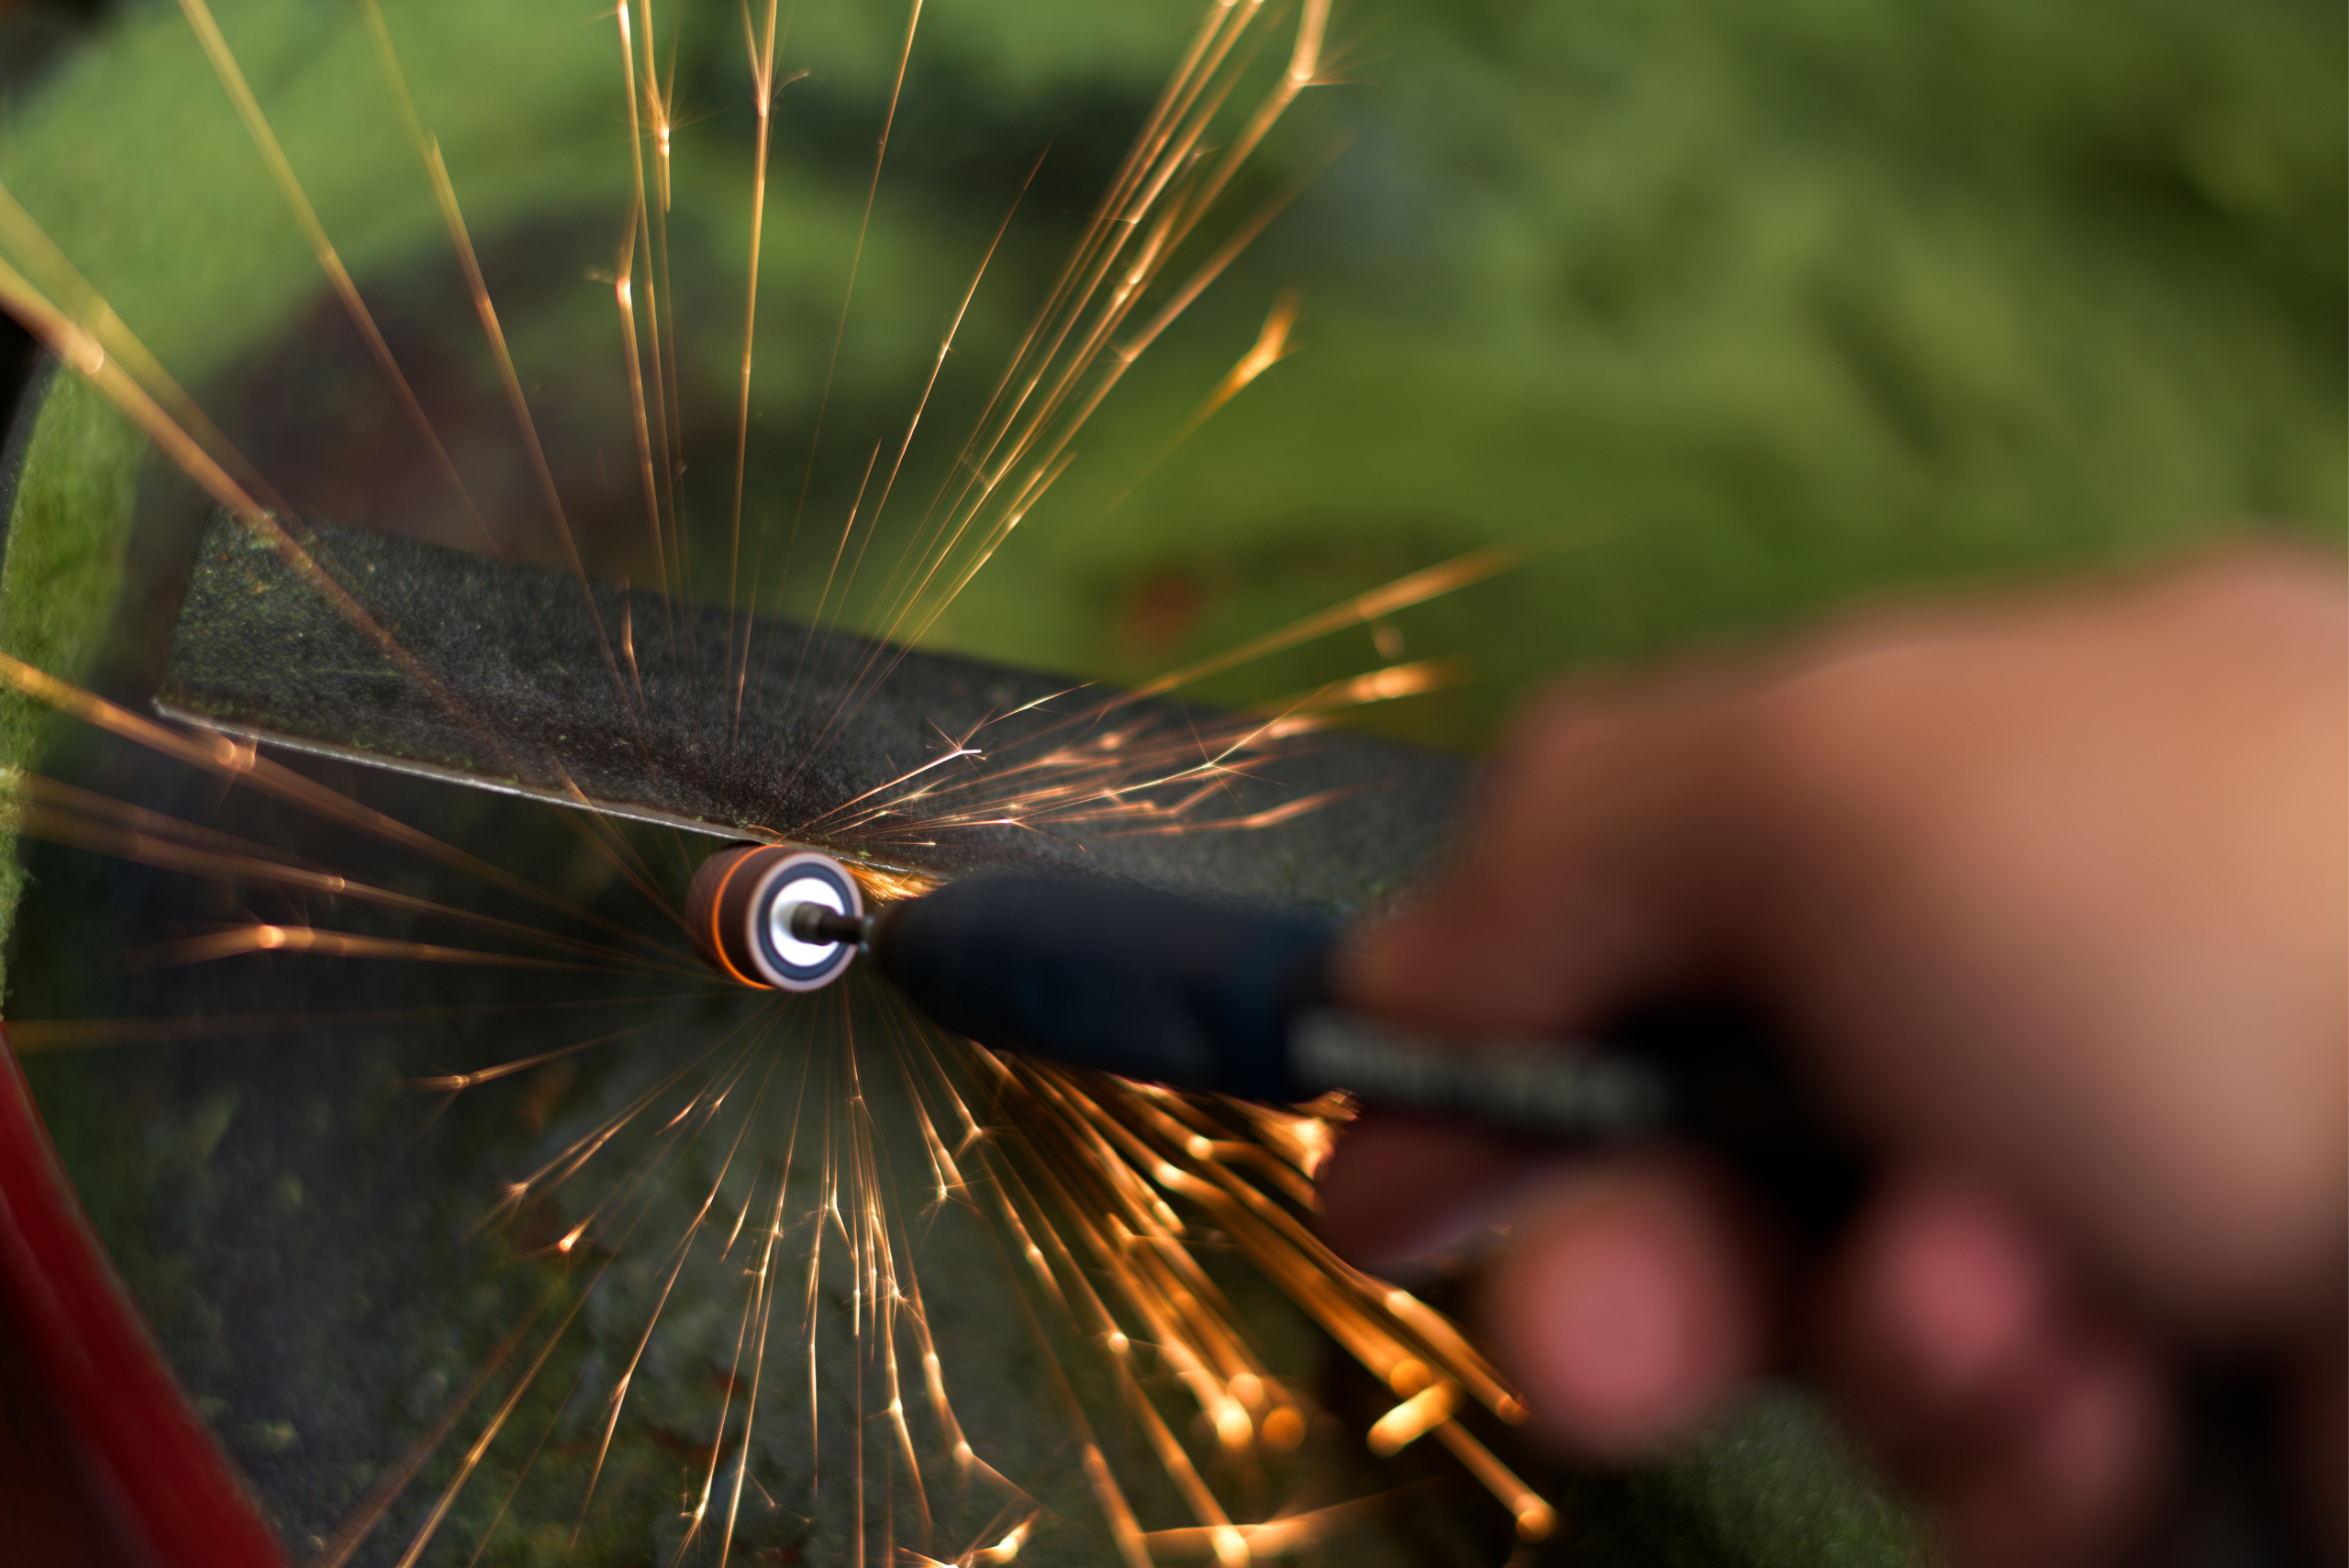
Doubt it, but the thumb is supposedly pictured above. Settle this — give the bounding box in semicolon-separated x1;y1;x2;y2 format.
1335;676;1754;1038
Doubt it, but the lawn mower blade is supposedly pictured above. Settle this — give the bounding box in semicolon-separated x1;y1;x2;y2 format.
154;516;1466;908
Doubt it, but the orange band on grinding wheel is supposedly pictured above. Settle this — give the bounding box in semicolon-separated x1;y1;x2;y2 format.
704;848;774;990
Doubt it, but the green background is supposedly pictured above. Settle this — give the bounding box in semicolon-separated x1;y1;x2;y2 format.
4;0;2339;777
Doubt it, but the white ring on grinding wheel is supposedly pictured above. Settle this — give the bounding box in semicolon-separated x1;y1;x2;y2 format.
766;873;847;971
742;851;862;992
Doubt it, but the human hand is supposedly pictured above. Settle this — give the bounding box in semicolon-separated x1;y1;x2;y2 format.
1319;549;2346;1565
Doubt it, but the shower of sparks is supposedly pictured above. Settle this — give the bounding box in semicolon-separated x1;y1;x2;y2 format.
767;0;1339;798
7;640;1555;1563
0;0;1565;1562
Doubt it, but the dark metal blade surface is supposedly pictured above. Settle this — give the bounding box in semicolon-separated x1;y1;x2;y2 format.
157;516;1467;909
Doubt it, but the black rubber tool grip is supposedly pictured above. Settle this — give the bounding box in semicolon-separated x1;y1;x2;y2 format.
869;872;1336;1104
865;871;1863;1233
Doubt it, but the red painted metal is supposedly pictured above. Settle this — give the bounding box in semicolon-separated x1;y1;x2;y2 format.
0;1022;292;1568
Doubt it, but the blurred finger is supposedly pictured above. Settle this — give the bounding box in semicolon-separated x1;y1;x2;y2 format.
1817;1173;2173;1567
1337;683;1752;1038
1484;1154;1769;1457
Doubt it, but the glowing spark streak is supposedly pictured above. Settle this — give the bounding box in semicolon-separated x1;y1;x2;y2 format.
875;1232;932;1546
896;1262;979;1483
908;1091;968;1211
1153;1164;1426;1388
391;1283;602;1568
8;795;690;974
995;1059;1557;1533
470;1091;738;1549
1094;784;1355;838
406;1008;703;1093
612;4;679;606
0;261;403;651
359;6;643;717
1127;541;1527;702
866;700;1359;841
729;0;794;621
0;184;281;514
574;1046;793;1537
788;0;1300;794
0;376;660;953
309;1282;572;1568
634;0;674;214
1009;1077;1270;1442
989;1165;1126;1362
1;996;703;1054
880;450;1074;662
613;214;672;608
400;1099;724;1568
492;1029;747;1229
1140;1497;1386;1559
682;1170;770;1560
459;1418;564;1568
1232;1097;1347;1179
414;136;629;689
974;179;1283;540
634;0;693;597
805;441;882;657
1254;657;1468;726
718;1129;801;1568
1106;287;1302;512
1110;1354;1250;1566
1431;1421;1556;1542
195;0;496;550
4;766;317;869
618;591;649;715
774;0;1062;797
776;0;925;669
944;1520;1038;1568
979;0;1246;432
794;747;983;832
1172;1150;1537;1439
978;1176;1152;1568
1182;0;1329;234
884;169;1314;669
907;16;1261;530
1378;1285;1527;1421
726;83;823;747
985;1166;1065;1312
840;0;928;384
526;757;696;930
0;240;669;924
813;157;1045;647
133;924;601;972
800;1059;838;1498
1364;1380;1457;1455
923;0;1261;527
985;1107;1286;1556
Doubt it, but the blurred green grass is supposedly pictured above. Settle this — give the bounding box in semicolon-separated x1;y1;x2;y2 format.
977;0;2346;747
5;0;2339;756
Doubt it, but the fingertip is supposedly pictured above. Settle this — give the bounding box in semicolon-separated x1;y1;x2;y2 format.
1936;1346;2173;1568
1821;1175;2053;1433
1485;1159;1766;1457
1819;1173;2175;1567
